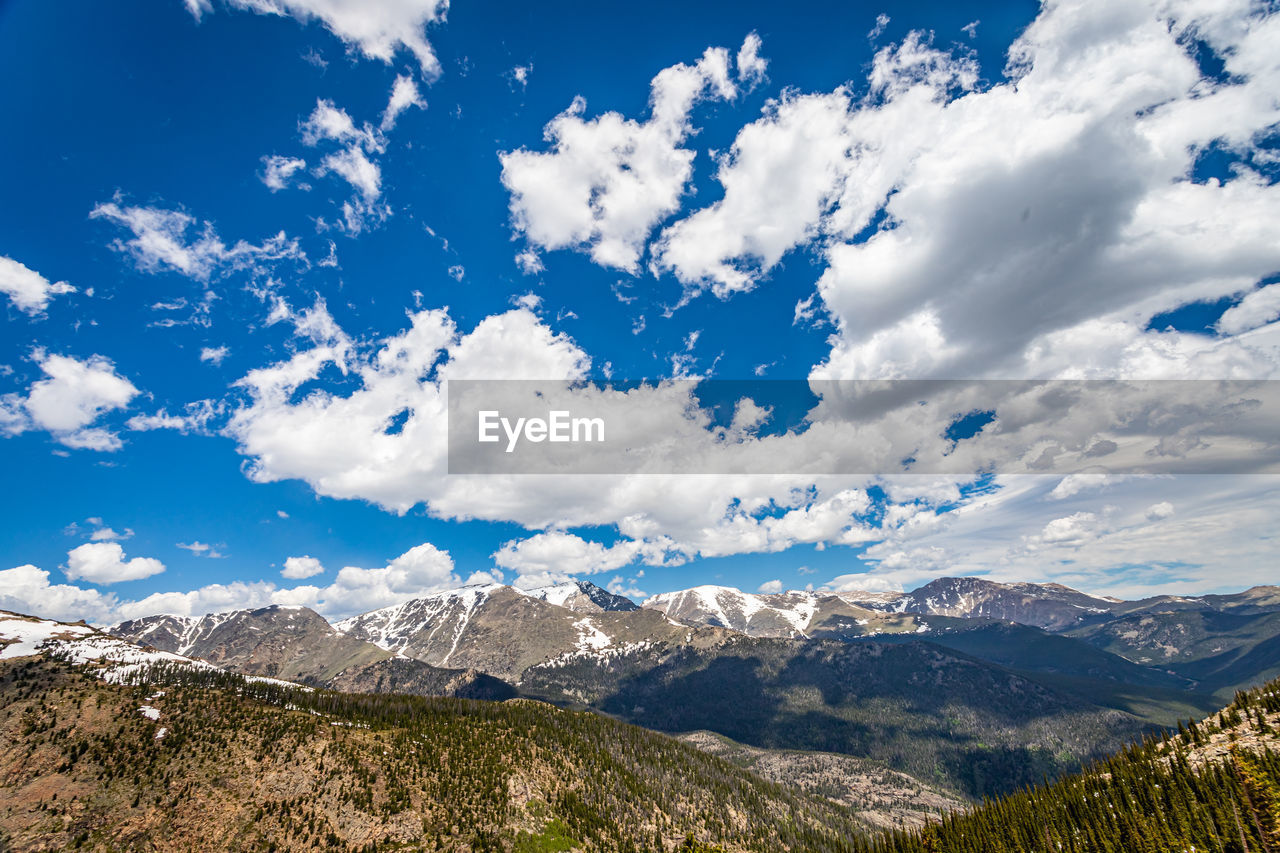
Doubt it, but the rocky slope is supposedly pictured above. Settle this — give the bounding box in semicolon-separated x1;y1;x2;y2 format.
110;604;516;701
334;583;730;682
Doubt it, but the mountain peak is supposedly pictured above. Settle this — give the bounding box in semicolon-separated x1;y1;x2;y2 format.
517;580;639;613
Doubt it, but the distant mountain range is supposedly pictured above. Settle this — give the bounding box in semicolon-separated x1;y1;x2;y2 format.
7;602;1277;852
95;575;1280;799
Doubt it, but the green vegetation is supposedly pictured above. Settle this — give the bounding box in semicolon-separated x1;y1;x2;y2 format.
0;657;864;852
854;676;1280;852
523;637;1154;799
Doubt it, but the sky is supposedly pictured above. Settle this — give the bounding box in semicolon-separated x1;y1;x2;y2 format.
1;0;1279;626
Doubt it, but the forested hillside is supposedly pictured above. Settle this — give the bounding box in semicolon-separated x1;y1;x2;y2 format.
856;675;1280;853
0;657;865;852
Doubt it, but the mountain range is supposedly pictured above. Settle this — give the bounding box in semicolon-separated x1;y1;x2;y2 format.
4;602;1278;851
97;575;1280;799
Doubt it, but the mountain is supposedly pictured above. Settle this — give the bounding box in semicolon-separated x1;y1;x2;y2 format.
1;609;219;681
334;583;727;682
643;578;1280;698
110;604;514;701
521;579;640;612
641;585;935;639
873;577;1117;631
856;674;1280;853
519;632;1156;799
642;578;1117;636
0;652;866;852
112;604;382;682
676;731;967;831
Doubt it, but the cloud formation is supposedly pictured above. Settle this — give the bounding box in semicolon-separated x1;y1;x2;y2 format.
65;542;166;584
183;0;448;79
500;39;748;273
1;352;139;451
0;256;76;315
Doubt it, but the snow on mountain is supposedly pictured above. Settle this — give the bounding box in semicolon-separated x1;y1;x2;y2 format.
0;610;216;682
334;583;504;661
642;585;864;638
519;580;639;613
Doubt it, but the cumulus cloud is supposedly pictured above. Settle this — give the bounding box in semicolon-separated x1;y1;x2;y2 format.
834;474;1280;600
183;0;449;80
756;578;783;594
6;538;468;624
281;554;324;579
0;256;76;314
494;531;642;581
1217;284;1280;335
646;0;1280;384
91;200;305;281
65;542;165;584
500;39;744;273
2;353;139;451
0;564;118;624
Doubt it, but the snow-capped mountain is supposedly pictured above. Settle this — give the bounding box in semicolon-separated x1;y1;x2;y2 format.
334;583;715;681
640;585;932;639
113;604;383;683
884;577;1118;631
643;577;1152;636
519;580;639;613
2;610;218;682
110;603;515;700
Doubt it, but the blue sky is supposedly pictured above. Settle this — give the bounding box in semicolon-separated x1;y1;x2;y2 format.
2;0;1279;624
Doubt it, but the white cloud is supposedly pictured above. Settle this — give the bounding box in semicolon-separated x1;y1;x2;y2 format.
260;155;308;191
177;541;225;558
319;145;382;200
200;346;229;365
606;575;646;600
500;40;741;273
185;0;449;80
296;99;393;232
756;578;783;594
282;555;324;579
91;200;305;281
648;0;1280;384
2;353;139;451
301;99;377;149
1217;284;1280;335
380;74;425;131
508;64;531;91
494;531;642;580
126;399;219;435
0;256;76;314
1049;472;1116;500
0;564;118;624
7;538;464;624
65;542;165;584
835;474;1280;600
736;32;767;87
89;527;132;541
